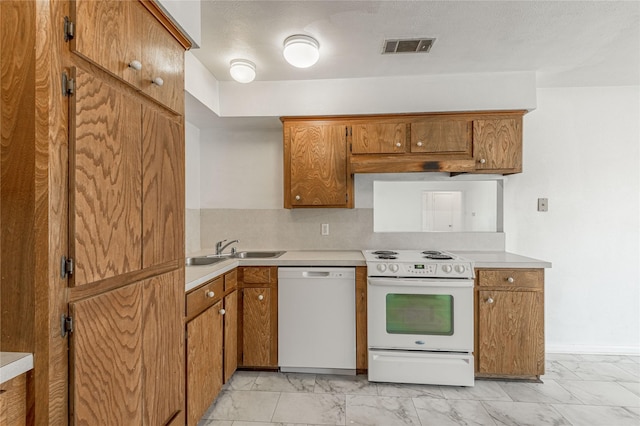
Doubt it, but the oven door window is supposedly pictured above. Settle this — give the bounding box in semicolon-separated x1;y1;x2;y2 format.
386;294;453;335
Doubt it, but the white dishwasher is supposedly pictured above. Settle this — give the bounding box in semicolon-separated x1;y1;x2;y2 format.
278;267;356;375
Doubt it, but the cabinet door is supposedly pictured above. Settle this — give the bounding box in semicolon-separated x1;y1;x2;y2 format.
477;290;544;376
142;106;184;268
0;374;27;426
410;120;472;155
187;301;223;426
289;124;348;207
71;68;142;286
70;283;143;425
140;10;185;114
473;119;522;172
352;122;406;154
71;0;142;87
242;288;272;366
142;270;184;425
224;290;238;382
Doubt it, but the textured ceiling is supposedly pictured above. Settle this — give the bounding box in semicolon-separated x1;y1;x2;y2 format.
192;0;639;87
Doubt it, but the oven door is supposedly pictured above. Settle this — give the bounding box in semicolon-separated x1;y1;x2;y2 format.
368;277;473;352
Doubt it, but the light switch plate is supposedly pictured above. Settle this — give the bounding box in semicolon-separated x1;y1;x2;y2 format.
321;223;329;235
538;198;548;212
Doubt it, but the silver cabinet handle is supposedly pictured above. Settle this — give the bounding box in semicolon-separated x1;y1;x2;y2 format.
417;141;423;147
479;158;486;164
258;294;264;301
219;308;226;315
486;297;494;304
152;77;164;86
295;195;301;201
395;142;401;147
206;290;215;298
507;277;514;283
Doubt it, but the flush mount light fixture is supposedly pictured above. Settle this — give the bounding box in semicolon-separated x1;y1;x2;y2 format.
283;35;320;68
229;59;256;83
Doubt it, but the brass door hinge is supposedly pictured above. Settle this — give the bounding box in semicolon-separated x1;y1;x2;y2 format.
60;315;74;337
64;16;75;42
60;255;74;278
61;72;75;97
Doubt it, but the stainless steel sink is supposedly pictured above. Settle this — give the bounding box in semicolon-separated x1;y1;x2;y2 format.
185;256;229;266
234;251;286;259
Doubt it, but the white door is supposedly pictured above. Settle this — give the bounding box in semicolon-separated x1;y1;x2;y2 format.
422;191;463;231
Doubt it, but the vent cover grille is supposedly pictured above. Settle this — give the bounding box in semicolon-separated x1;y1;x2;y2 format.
383;38;435;54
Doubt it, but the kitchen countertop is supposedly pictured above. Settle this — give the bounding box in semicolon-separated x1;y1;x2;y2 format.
186;250;366;292
0;352;34;385
455;251;552;269
185;249;550;291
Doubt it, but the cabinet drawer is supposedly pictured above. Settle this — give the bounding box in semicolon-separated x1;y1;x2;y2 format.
187;277;223;319
224;269;237;291
477;269;543;289
242;267;274;285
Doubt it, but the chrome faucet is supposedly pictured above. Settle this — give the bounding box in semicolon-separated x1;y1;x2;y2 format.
215;239;238;256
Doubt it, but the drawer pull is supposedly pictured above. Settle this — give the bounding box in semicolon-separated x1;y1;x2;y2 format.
219;308;226;315
507;277;514;283
486;297;494;304
258;294;264;301
128;60;142;70
395;142;402;147
152;77;164;86
206;290;215;298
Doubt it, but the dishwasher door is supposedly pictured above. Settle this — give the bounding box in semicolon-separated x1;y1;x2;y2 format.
278;267;356;374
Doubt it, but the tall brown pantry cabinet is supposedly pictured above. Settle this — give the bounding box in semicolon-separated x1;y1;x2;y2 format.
0;1;190;424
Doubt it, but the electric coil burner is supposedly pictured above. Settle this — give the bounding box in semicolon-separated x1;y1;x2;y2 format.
363;249;475;387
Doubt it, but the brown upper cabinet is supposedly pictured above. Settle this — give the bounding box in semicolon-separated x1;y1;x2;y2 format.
70;0;185;113
473;118;522;173
351;121;407;154
282;120;353;208
410;118;473;156
282;111;524;208
70;69;184;287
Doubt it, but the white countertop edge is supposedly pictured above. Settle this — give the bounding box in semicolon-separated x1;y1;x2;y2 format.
0;352;34;385
185;259;239;292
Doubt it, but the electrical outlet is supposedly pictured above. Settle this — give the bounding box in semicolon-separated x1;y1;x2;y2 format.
538;198;548;212
321;223;329;235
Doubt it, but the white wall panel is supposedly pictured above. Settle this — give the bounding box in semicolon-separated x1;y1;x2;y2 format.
505;86;640;353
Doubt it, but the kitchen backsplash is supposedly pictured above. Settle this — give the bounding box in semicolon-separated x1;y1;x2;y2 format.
188;208;506;254
186;208;201;253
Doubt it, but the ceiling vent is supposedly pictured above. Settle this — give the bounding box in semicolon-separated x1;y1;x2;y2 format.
382;38;435;54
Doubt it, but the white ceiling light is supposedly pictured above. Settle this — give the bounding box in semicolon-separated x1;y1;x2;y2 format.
283;35;320;68
229;59;256;83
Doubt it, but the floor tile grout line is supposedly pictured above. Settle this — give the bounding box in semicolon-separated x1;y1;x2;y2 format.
268;390;283;423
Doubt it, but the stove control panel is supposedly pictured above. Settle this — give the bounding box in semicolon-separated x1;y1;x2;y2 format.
407;264;437;275
368;261;474;278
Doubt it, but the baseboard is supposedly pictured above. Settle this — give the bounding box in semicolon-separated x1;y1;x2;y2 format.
546;344;640;356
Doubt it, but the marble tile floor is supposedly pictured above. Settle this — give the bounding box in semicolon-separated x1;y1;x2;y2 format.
198;353;640;426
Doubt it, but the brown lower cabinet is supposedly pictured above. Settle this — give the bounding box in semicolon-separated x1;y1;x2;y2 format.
238;267;279;368
0;373;28;426
475;268;545;380
186;269;238;426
